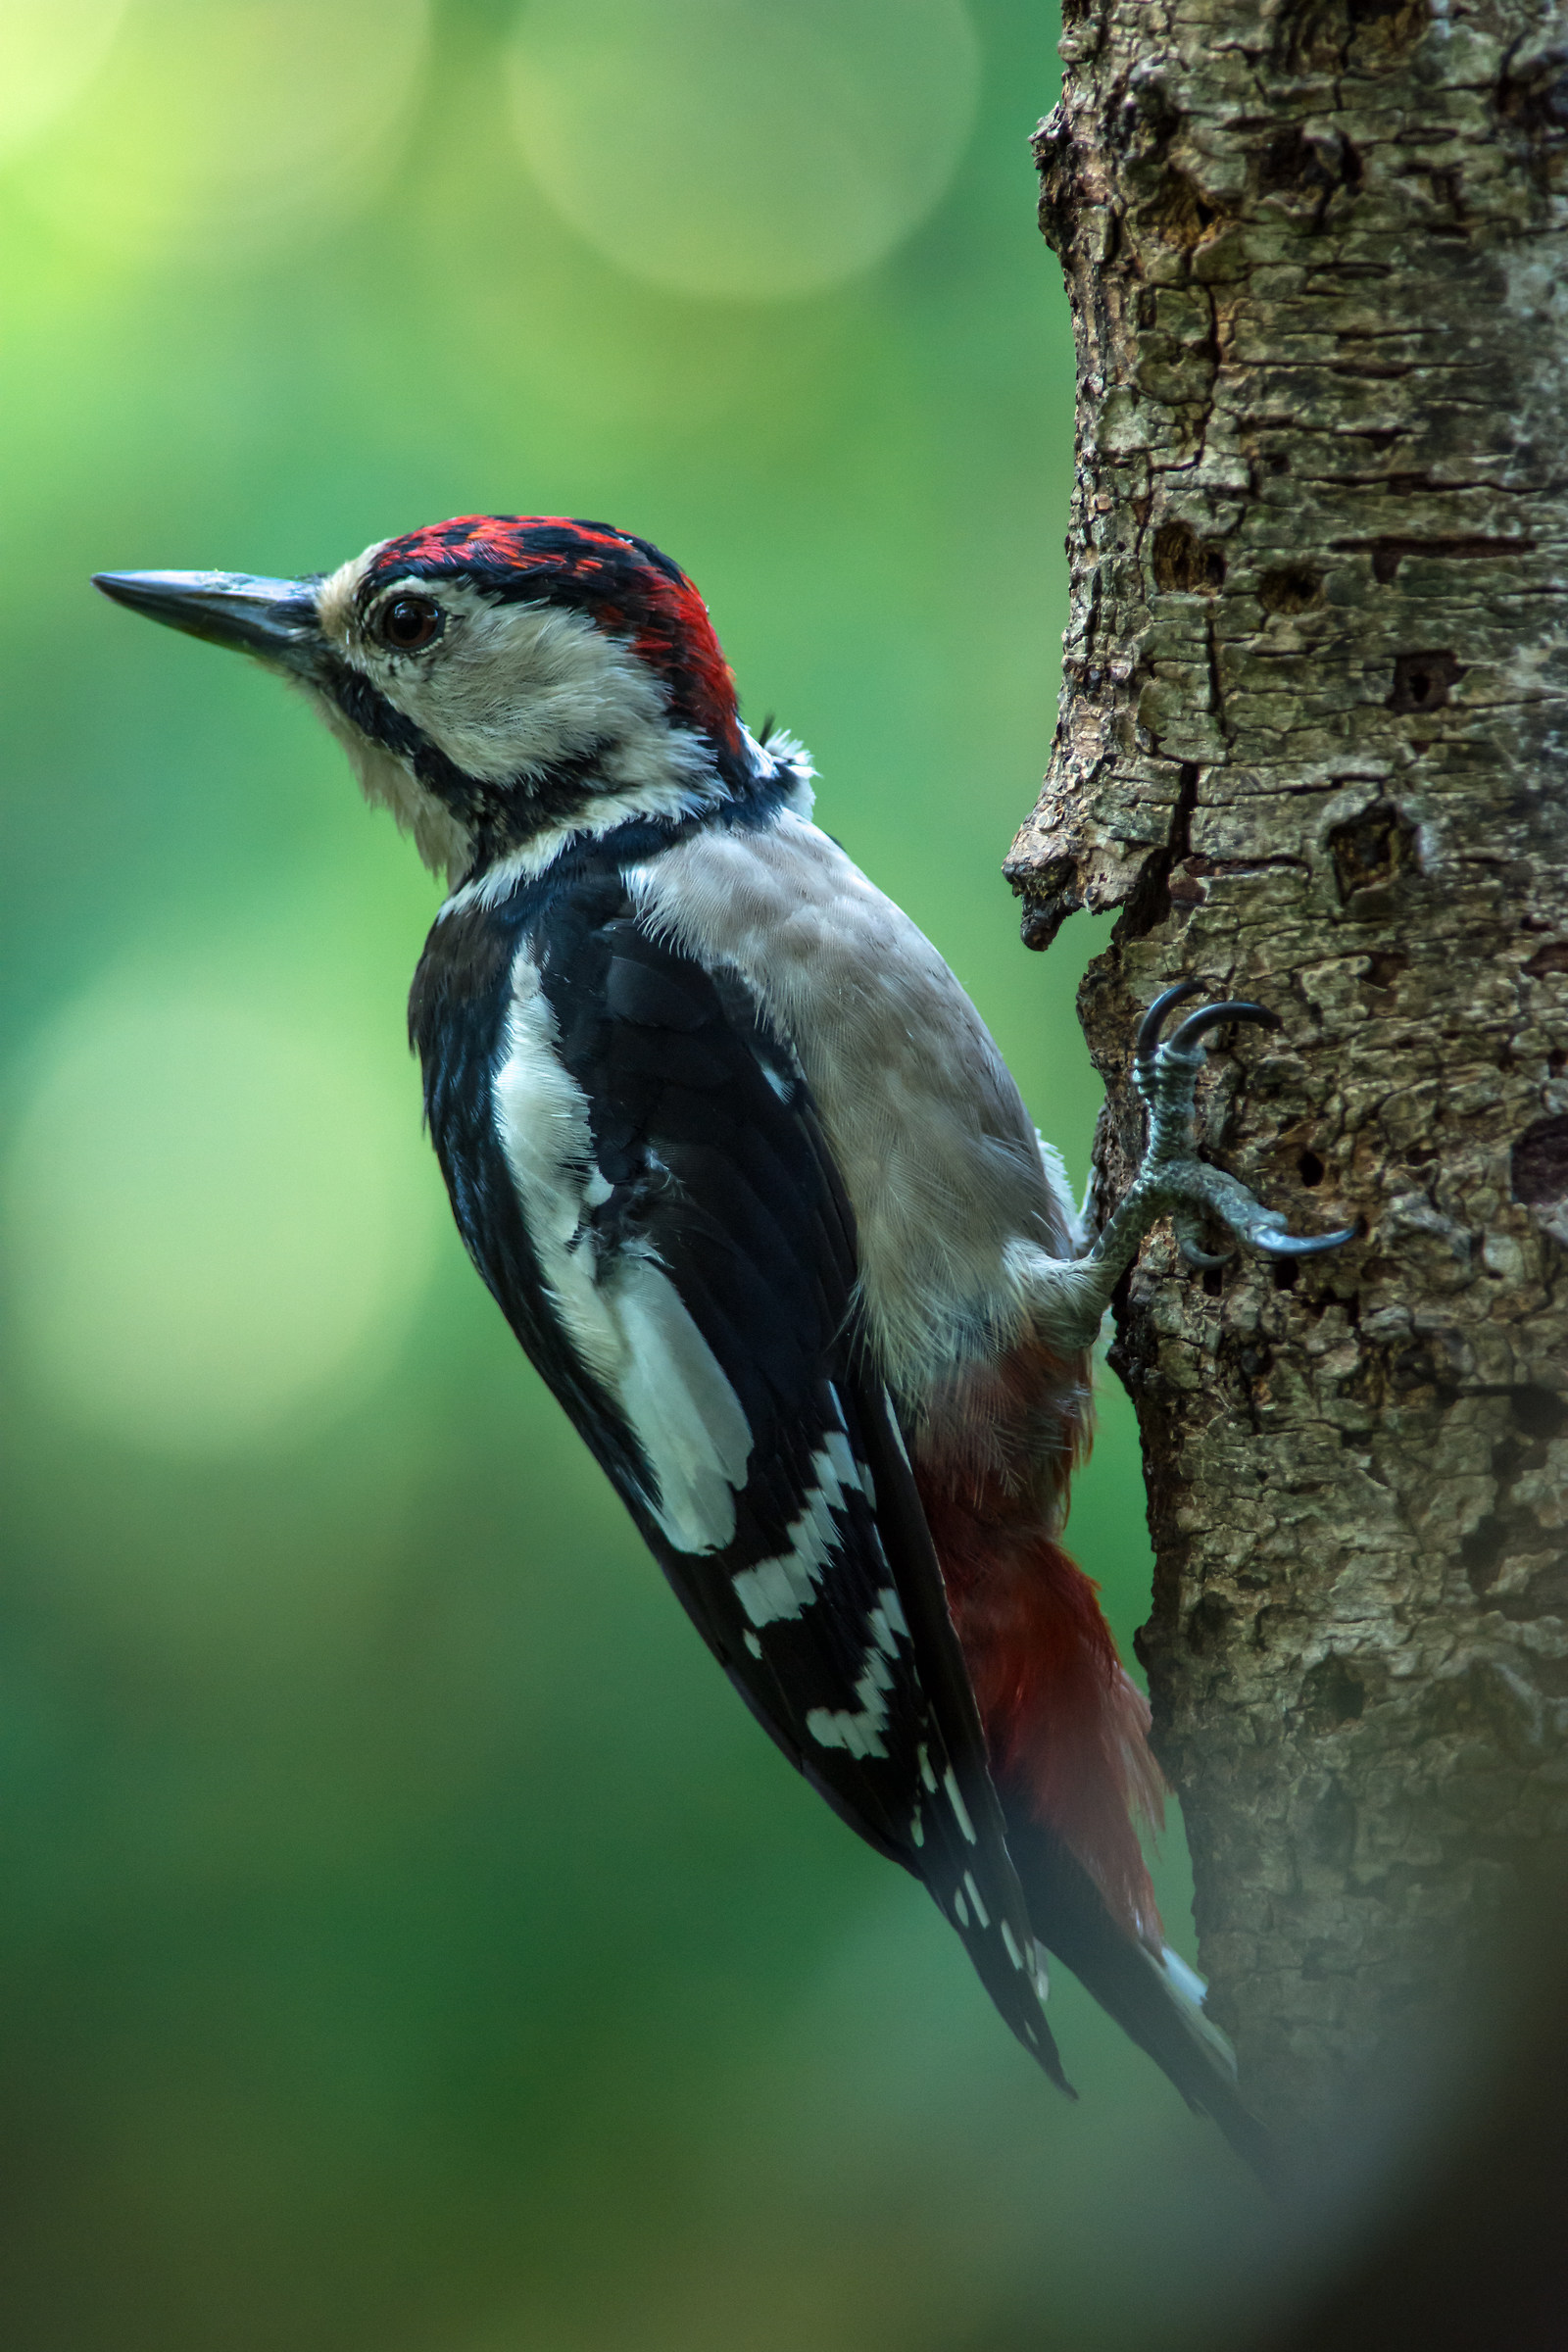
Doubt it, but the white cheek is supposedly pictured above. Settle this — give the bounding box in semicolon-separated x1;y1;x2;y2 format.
396;598;675;784
315;574;729;885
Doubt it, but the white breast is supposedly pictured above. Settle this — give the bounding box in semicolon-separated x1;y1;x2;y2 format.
628;814;1077;1397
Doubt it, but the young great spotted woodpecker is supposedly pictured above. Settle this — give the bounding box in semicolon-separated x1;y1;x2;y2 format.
95;517;1348;2175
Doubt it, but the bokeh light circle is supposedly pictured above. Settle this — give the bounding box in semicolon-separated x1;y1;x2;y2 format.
0;0;129;162
3;977;442;1453
506;0;982;300
16;0;429;260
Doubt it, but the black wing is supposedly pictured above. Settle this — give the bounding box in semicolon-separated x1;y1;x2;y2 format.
411;856;1062;2082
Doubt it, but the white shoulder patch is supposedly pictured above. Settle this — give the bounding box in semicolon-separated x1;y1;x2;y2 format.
492;946;752;1552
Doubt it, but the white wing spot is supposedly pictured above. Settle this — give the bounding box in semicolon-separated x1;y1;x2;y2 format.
909;1809;925;1848
874;1584;908;1643
743;1631;762;1659
953;1887;970;1929
918;1746;938;1794
806;1641;895;1760
944;1767;977;1844
1001;1921;1024;1971
823;1428;858;1493
962;1871;990;1929
865;1586;906;1658
731;1439;865;1629
804;1583;912;1762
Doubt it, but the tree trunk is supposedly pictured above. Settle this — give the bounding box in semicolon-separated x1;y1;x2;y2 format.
1007;0;1568;2145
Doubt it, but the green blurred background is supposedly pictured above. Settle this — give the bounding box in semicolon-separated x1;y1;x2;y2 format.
0;4;1292;2346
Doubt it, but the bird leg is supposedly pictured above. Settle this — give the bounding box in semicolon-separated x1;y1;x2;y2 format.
1020;982;1354;1349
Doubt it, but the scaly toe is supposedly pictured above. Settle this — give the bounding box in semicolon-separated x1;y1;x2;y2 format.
1165;1161;1355;1264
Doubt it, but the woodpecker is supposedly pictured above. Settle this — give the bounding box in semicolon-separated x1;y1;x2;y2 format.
95;517;1348;2174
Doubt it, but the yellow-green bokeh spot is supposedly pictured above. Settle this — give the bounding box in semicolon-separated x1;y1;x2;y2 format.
0;0;128;162
507;0;981;301
14;0;429;260
3;959;442;1453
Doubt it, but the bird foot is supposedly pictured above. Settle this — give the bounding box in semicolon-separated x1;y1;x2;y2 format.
1128;980;1355;1270
1014;981;1353;1350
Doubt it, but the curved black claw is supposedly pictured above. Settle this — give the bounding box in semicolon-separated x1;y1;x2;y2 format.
1137;978;1205;1060
1166;1000;1282;1055
1252;1224;1357;1258
1178;1232;1235;1270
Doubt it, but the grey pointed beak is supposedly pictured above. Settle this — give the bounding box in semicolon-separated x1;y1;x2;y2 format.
92;569;324;676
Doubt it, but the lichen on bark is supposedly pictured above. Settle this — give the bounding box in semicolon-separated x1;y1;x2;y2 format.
1008;0;1568;2138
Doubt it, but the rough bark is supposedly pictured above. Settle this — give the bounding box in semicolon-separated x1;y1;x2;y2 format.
1008;0;1568;2142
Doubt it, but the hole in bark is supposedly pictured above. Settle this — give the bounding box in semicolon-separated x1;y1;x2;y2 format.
1258;564;1322;613
1551;1051;1568;1076
1364;949;1407;989
1388;650;1462;713
1512;1116;1568;1206
1303;1655;1366;1729
1147;168;1227;248
1152;520;1226;593
1298;1149;1326;1187
1185;1592;1231;1655
1524;941;1568;977
1119;763;1199;939
1462;1517;1507;1592
1510;1386;1568;1441
1201;1265;1226;1298
1258;126;1338;198
1266;449;1291;473
1272;1255;1299;1291
1328;802;1419;902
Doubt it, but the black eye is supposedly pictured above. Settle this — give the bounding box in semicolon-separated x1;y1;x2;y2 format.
377;595;441;652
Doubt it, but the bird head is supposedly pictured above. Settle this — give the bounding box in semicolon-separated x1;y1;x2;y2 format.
95;516;769;887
